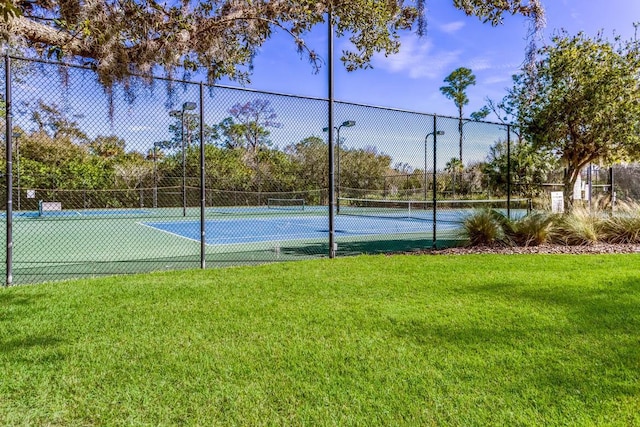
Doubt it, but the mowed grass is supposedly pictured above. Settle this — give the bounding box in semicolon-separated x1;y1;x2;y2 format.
1;254;639;425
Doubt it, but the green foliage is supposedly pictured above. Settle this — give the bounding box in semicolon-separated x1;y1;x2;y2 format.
0;0;20;21
511;29;640;210
226;99;281;152
461;209;509;246
165;113;218;150
598;201;640;244
440;67;476;111
549;208;599;246
463;210;555;247
284;136;328;193
463;204;640;247
199;144;253;190
440;67;478;163
3;1;543;88
445;157;464;197
483;138;557;198
510;211;554;246
88;135;126;159
340;146;392;193
28;100;88;143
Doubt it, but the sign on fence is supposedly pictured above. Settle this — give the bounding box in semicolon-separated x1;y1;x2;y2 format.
573;175;582;200
551;191;564;213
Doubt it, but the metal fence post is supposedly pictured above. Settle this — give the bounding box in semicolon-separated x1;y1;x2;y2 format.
327;8;336;259
609;167;615;212
507;124;511;220
5;54;13;286
200;83;206;269
432;115;437;250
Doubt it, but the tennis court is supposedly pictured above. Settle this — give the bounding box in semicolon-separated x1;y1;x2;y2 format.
142;214;458;246
2;197;528;284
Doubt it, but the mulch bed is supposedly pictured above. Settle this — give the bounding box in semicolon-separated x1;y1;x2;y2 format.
394;243;640;256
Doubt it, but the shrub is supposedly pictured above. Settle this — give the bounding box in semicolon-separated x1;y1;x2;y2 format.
461;209;510;246
511;212;554;246
461;203;640;248
549;208;599;245
598;201;640;243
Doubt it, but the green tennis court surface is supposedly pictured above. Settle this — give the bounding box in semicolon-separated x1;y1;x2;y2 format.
1;201;526;284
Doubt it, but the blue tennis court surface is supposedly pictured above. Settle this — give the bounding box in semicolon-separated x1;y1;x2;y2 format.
143;215;459;245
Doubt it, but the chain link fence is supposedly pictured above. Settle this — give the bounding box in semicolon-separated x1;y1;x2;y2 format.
3;56;626;285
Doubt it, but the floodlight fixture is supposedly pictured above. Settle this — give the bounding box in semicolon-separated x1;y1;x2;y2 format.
169;101;197;216
322;120;356;213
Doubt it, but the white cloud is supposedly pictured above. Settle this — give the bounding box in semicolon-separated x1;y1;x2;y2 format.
373;38;462;80
468;58;492;71
439;21;465;34
482;75;511;85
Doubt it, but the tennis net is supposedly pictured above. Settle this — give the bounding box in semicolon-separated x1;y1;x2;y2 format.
338;197;531;222
267;198;306;211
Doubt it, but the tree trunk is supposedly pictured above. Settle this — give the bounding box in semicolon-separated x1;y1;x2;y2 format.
562;166;580;212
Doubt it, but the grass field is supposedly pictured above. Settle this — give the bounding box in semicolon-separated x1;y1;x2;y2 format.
2;254;639;425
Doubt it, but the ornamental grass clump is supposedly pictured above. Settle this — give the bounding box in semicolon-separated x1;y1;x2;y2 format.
598;201;640;243
510;212;555;246
549;207;599;245
461;209;510;246
462;210;555;247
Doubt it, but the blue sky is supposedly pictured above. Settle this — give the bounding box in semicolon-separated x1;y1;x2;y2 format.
218;0;640;118
12;1;640;170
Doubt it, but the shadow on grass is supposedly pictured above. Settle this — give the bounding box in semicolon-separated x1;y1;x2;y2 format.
387;276;640;402
276;238;462;257
0;293;65;360
0;292;44;322
1;336;64;354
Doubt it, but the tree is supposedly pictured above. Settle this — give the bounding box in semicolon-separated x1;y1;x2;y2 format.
26;100;88;144
211;99;282;196
1;1;544;88
285;136;329;193
340;146;392;195
89;135;126;159
483;138;556;198
211;117;246;150
227;99;281;154
165;114;217;151
511;30;640;210
444;157;463;197
440;67;476;164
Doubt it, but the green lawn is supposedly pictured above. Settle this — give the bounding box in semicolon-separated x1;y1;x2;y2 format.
1;254;639;425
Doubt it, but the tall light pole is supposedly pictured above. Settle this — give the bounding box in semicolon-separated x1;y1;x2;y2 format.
170;101;197;216
424;130;444;201
323;120;355;213
13;132;21;211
